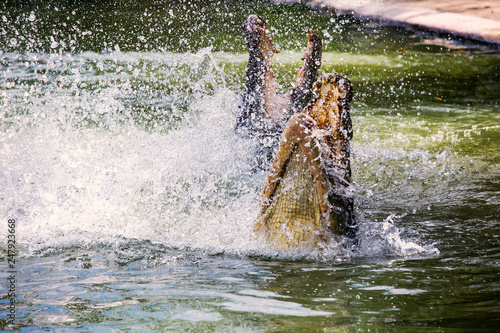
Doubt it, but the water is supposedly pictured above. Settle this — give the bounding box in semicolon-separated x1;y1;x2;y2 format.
1;0;499;331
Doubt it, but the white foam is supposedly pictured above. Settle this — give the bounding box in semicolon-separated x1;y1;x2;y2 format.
0;49;439;261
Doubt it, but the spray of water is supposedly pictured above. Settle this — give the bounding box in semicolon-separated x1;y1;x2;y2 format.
0;48;442;262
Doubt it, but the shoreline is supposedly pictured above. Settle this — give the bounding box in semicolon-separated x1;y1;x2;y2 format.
274;0;500;48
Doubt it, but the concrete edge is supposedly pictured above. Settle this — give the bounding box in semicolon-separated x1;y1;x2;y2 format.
272;0;500;48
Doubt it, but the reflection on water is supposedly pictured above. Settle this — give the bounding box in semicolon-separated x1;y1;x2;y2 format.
0;0;499;331
12;244;499;331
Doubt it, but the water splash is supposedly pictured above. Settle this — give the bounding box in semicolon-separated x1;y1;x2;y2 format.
0;49;443;261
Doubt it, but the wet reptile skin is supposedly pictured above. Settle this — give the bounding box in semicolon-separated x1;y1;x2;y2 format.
239;15;356;250
254;74;356;250
255;147;323;250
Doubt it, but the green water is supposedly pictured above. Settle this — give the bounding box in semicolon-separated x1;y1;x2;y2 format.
1;0;499;331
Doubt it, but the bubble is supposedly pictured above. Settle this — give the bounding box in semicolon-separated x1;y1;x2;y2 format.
28;12;36;22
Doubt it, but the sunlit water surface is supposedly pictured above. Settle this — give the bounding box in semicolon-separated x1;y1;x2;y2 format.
1;0;499;331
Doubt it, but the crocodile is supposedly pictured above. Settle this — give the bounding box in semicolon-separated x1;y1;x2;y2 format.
237;15;357;250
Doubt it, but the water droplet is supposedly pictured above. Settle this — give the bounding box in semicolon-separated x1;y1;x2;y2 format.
28;12;36;22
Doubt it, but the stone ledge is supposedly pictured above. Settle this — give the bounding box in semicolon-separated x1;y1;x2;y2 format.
273;0;500;46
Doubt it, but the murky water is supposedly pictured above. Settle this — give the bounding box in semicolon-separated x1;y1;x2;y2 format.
1;0;499;331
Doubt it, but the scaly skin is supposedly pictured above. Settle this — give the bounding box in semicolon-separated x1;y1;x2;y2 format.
238;15;280;134
255;74;357;250
236;15;357;250
289;31;323;114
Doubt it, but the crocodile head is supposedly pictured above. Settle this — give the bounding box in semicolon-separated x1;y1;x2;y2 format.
255;73;356;250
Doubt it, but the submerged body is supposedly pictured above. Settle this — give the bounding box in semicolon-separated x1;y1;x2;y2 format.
237;16;357;250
